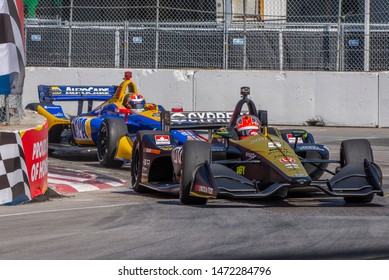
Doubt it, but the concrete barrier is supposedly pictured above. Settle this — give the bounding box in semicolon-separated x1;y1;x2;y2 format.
378;72;389;127
23;67;387;127
0;111;48;205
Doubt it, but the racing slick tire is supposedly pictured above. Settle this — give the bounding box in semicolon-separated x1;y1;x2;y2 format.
340;139;377;203
180;140;210;205
97;118;127;168
340;139;373;167
131;131;153;193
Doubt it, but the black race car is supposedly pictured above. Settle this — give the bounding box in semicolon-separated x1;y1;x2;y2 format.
130;87;384;205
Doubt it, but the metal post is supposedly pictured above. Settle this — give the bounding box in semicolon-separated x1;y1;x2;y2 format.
124;21;129;68
364;0;371;72
5;95;10;125
279;30;283;70
155;0;160;69
243;0;247;70
336;0;342;71
67;0;73;67
224;0;232;70
114;29;120;68
223;1;226;69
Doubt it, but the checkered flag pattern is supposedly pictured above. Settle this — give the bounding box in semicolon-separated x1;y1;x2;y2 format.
0;0;25;95
0;131;31;205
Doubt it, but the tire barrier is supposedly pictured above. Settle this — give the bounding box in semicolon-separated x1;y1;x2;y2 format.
0;114;48;205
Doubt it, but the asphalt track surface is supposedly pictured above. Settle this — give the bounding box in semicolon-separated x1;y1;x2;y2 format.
1;126;389;260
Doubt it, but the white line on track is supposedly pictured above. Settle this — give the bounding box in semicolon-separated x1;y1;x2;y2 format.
0;203;140;218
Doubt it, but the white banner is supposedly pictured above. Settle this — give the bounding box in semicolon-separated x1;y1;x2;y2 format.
1;260;387;280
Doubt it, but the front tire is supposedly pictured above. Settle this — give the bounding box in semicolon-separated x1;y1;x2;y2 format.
180;141;210;205
340;139;373;167
340;139;375;203
97;118;127;168
131;133;149;193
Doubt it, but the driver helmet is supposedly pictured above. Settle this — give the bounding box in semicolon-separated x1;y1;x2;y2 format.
235;114;260;139
123;93;146;113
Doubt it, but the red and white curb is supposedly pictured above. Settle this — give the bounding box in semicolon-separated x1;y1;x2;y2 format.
48;166;127;193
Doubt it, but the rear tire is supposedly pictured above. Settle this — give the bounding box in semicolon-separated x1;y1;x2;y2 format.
97;118;127;168
180;141;210;205
340;139;374;203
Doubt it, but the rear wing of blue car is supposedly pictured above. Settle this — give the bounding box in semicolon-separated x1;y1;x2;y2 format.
38;85;116;115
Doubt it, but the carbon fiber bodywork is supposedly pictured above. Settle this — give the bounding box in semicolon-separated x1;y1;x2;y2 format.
132;87;384;205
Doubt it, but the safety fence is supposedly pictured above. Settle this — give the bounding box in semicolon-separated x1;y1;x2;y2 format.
23;1;389;72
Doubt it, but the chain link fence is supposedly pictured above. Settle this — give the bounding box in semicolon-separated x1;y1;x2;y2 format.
0;94;23;126
23;0;389;71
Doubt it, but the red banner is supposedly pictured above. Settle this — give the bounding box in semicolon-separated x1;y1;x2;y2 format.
20;121;49;198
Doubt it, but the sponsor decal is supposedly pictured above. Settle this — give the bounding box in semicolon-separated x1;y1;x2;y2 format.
268;142;282;148
211;145;225;152
72;118;90;140
236;165;246;175
143;159;150;166
280;157;296;163
143;148;161;155
53;112;65;117
194;184;214;195
298;145;326;152
250;137;266;144
68;87;110;95
161;145;174;151
21;121;49;198
171;112;232;123
172;147;183;164
245;152;256;158
285;163;299;169
51;86;111;95
30;139;49;182
155;135;170;145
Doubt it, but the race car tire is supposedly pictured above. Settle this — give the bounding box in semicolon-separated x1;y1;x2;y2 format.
340;139;373;167
131;131;151;193
97;118;127;168
340;139;375;203
180;140;210;205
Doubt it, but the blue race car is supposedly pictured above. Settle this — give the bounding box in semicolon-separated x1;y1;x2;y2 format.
25;71;204;168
